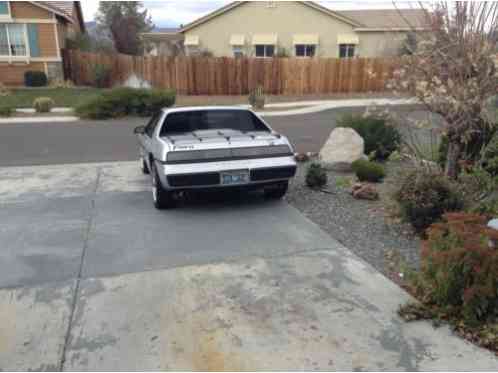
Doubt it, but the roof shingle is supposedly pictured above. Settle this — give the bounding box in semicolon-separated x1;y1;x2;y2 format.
337;9;429;29
36;1;76;22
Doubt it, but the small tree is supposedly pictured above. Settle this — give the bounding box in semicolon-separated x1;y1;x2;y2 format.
96;2;154;55
399;32;418;55
390;2;498;178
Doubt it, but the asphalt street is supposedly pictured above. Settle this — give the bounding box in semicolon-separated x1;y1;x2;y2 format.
0;105;431;167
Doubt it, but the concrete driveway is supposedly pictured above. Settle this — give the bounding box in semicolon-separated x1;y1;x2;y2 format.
0;162;496;371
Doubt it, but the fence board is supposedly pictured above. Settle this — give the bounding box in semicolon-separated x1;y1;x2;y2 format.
65;50;393;95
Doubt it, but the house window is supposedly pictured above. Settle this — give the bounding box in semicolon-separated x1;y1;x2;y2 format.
186;45;199;56
339;44;355;58
295;44;315;57
255;44;274;58
0;24;28;57
233;46;244;58
0;2;10;17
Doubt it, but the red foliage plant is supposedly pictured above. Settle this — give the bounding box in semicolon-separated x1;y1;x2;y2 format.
418;213;498;323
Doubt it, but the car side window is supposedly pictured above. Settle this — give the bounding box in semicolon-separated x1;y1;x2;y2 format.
145;112;162;137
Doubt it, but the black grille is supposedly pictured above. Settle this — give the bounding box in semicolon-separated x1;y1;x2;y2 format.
167;172;220;187
250;166;297;182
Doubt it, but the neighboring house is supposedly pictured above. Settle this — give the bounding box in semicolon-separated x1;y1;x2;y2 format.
177;1;427;58
0;1;85;85
142;28;184;57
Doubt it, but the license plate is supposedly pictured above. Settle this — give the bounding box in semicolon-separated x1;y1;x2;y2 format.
221;170;249;185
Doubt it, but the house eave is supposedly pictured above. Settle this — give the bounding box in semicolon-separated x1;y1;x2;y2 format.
27;1;74;24
354;27;428;32
179;1;245;33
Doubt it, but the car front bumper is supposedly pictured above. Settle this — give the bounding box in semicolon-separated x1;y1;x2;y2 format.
156;156;297;190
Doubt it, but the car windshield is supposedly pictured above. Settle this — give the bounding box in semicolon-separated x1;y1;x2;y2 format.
159;110;270;136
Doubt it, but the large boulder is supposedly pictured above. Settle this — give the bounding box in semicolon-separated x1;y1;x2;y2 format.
351;183;379;201
320;128;365;171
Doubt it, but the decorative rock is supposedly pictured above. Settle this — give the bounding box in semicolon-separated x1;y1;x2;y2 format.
488;219;498;249
294;153;309;162
488;218;498;230
319;128;365;171
351;183;379;201
123;74;152;89
306;152;318;159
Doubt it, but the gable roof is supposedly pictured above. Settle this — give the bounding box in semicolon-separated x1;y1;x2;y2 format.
29;1;85;31
338;9;428;30
178;1;429;34
178;1;363;33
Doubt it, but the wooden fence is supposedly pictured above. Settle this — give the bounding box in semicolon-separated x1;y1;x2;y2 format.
64;50;395;95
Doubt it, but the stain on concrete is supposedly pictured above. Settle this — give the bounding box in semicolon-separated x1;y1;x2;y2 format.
70;334;118;354
17;254;80;288
80;278;106;298
377;320;432;371
191;330;244;371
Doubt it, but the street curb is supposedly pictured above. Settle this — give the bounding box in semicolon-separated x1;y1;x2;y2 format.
15;108;74;114
0;117;80;124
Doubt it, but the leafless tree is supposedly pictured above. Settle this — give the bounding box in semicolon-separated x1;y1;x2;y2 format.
390;1;498;178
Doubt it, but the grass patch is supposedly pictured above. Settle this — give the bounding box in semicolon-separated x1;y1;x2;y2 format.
2;88;103;108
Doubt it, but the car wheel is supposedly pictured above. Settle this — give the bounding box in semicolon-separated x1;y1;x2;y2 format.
141;157;150;175
264;181;289;200
151;163;175;209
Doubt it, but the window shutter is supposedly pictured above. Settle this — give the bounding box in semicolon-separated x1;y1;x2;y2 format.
27;24;40;57
0;2;8;15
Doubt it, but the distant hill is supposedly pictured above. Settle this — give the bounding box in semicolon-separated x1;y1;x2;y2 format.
85;22;179;35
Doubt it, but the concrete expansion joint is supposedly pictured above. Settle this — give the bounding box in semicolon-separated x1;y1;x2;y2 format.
59;167;101;371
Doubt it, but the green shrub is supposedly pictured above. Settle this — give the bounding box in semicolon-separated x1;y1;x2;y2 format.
33;97;55;113
413;213;498;324
337;114;401;161
0;82;10;96
92;64;112;88
0;105;13;117
351;159;385;182
459;164;498;217
438;128;497;170
481;132;498;176
395;170;464;233
306;162;327;188
76;87;176;119
24;71;48;87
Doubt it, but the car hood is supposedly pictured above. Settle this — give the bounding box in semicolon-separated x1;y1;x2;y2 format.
161;130;287;151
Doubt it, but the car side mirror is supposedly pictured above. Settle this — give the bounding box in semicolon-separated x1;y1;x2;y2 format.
134;126;145;135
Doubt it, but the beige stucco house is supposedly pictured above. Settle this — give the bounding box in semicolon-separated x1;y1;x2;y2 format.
177;1;426;58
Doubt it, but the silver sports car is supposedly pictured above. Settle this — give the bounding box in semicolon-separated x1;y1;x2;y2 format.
134;106;297;209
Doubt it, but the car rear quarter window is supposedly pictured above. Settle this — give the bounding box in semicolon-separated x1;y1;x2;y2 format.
145;111;163;137
160;110;269;136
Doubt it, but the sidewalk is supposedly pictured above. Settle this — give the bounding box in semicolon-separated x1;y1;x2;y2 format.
0;97;419;124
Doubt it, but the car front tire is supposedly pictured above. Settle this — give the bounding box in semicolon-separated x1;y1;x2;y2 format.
151;163;175;209
264;181;289;200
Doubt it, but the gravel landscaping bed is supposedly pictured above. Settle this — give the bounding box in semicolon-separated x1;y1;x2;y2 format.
286;160;421;277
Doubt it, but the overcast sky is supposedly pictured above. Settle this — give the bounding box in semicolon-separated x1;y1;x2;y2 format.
81;1;425;28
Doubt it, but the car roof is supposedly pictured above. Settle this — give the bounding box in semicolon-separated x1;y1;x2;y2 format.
162;106;252;114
